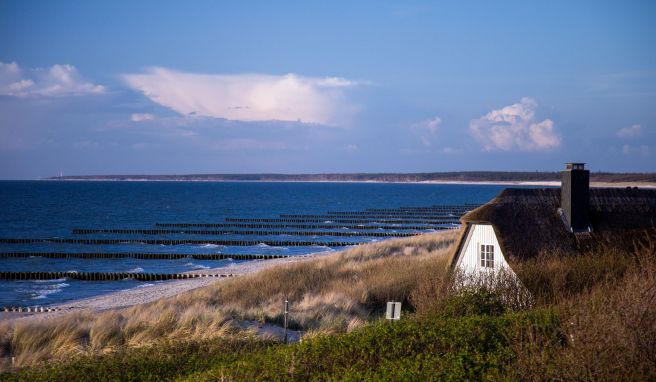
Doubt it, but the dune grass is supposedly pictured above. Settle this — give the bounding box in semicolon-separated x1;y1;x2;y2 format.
7;253;654;381
0;230;458;370
2;229;655;380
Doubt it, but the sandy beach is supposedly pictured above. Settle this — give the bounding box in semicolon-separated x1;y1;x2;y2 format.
1;251;332;323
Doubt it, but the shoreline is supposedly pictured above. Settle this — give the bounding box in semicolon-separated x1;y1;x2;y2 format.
1;251;332;323
35;178;656;188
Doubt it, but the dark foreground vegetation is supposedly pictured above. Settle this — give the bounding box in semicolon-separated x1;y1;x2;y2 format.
2;232;655;381
48;171;656;183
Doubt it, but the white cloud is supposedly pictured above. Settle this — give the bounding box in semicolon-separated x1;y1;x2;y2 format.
411;116;442;146
422;116;442;133
617;124;642;139
130;113;155;122
122;67;361;126
469;97;560;151
0;61;105;97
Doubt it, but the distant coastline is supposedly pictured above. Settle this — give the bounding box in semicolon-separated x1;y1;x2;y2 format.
44;171;656;187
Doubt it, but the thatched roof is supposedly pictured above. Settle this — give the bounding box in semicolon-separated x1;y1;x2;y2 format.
449;188;656;268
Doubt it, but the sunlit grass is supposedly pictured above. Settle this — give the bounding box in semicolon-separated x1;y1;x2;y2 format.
0;230;458;370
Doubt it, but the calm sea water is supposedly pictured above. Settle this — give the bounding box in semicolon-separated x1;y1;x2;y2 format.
0;181;506;306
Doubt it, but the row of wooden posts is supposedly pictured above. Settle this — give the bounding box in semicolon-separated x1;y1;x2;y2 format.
70;228;424;237
224;217;459;224
363;205;479;212
154;222;447;230
322;211;468;216
0;271;235;281
0;238;362;246
0;252;291;260
278;214;461;219
1;306;63;313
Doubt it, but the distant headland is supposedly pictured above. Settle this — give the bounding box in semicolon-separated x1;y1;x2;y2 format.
45;171;656;186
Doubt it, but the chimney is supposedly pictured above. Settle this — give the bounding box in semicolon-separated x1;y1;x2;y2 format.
561;163;590;232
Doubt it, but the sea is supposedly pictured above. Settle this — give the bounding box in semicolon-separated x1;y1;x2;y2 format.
0;181;507;307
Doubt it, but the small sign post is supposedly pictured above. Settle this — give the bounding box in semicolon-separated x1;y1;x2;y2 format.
283;298;289;344
386;302;401;321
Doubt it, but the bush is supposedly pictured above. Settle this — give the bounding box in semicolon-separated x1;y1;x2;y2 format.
438;290;506;317
0;337;275;382
183;310;561;382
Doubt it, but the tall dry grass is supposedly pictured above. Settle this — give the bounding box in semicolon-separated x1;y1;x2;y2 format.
0;230;457;370
182;230;457;332
510;251;656;381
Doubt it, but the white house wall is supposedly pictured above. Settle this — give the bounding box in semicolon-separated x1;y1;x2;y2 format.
455;224;512;274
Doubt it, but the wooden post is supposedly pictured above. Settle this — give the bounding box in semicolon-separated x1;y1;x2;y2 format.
283;298;289;344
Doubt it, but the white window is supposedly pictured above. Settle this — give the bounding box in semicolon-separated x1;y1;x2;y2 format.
480;244;494;268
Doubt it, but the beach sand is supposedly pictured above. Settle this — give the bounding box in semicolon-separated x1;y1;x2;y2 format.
1;251;332;323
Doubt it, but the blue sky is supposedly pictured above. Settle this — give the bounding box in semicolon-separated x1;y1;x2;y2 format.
1;0;655;179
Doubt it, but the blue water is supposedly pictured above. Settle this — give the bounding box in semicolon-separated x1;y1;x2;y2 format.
0;181;505;306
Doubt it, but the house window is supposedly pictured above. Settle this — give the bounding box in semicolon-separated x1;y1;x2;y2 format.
480;244;494;268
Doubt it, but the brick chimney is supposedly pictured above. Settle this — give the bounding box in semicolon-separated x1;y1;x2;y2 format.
561;163;590;232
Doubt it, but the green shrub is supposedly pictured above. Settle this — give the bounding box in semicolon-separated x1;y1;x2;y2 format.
184;310;560;382
0;337;275;382
437;290;506;317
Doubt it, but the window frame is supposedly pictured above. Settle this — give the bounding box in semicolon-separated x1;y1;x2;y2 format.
479;244;495;268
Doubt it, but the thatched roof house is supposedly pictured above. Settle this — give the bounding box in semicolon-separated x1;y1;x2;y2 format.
449;164;656;274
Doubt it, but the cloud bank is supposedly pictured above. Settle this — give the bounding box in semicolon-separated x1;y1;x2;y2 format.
0;61;105;97
617;124;642;139
469;97;560;151
122;68;360;125
130;113;155;122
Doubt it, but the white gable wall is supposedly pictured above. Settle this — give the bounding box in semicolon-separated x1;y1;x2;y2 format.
455;224;513;274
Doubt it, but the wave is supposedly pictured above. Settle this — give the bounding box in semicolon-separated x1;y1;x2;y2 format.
33;278;67;283
29;283;70;300
323;220;334;224
256;243;288;250
184;262;210;270
310;245;335;252
136;283;155;288
127;267;144;273
201;244;220;248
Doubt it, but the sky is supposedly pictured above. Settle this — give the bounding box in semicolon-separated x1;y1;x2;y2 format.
1;0;655;179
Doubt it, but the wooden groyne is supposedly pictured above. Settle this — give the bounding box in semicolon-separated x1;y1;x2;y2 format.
0;306;62;313
224;218;459;224
279;214;461;220
323;208;477;216
0;252;290;260
71;228;426;237
154;222;448;230
0;238;361;246
324;211;468;216
1;306;63;313
365;205;479;213
0;271;235;281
